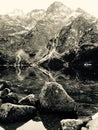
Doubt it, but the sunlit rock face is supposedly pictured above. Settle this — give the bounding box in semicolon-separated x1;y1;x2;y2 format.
17;120;46;130
0;1;73;65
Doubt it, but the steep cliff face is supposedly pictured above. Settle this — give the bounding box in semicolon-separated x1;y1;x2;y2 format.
40;10;98;70
0;2;72;65
56;11;98;54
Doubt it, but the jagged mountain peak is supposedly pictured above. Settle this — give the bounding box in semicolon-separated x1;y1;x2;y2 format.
47;1;68;8
46;1;72;16
8;9;25;17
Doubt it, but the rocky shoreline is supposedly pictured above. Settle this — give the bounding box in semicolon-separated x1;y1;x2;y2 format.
0;80;98;130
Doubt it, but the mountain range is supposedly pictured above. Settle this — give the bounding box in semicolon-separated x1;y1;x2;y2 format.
0;1;98;67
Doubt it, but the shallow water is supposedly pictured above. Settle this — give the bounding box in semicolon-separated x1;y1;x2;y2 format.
0;66;98;130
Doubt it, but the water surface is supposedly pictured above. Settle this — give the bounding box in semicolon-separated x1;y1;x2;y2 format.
0;66;98;130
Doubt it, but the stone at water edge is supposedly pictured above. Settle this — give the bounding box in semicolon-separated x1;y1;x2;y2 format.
81;127;88;130
92;112;98;120
39;82;77;113
86;118;98;130
18;94;38;106
60;119;83;130
0;103;36;123
17;120;46;130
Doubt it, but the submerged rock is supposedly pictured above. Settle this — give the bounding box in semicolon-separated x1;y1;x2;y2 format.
0;103;36;123
18;94;38;106
60;119;83;130
39;82;77;113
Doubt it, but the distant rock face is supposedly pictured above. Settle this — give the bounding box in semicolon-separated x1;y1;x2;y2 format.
35;1;72;39
61;119;83;130
46;1;72;20
0;103;36;123
56;13;98;54
26;2;73;62
39;82;77;113
1;1;98;67
42;11;98;70
37;8;98;71
26;9;46;28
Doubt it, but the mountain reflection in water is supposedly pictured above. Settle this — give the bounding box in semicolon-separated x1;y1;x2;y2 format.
0;66;98;130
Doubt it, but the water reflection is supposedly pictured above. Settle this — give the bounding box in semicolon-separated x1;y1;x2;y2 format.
0;66;98;129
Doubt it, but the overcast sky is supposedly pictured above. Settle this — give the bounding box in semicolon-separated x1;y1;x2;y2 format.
0;0;98;18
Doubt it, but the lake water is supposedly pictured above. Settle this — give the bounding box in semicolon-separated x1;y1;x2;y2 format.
0;66;98;130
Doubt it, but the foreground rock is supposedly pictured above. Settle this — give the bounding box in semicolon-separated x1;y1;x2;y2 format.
17;120;46;130
86;118;98;130
60;119;83;130
18;94;38;106
39;82;77;113
81;112;98;130
0;103;36;123
0;88;11;98
1;92;19;104
0;80;12;90
92;112;98;120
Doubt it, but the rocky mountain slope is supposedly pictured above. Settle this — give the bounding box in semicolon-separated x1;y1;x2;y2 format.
39;8;98;70
0;1;73;65
0;1;98;68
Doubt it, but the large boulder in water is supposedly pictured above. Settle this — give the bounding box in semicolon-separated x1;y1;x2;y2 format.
0;103;36;123
39;82;77;113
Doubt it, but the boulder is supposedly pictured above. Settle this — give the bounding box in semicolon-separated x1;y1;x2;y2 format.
39;82;77;113
81;127;88;130
86;118;98;130
2;92;19;104
92;112;98;120
17;120;46;130
0;103;36;123
0;80;12;90
18;94;38;106
0;88;11;98
60;119;83;130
